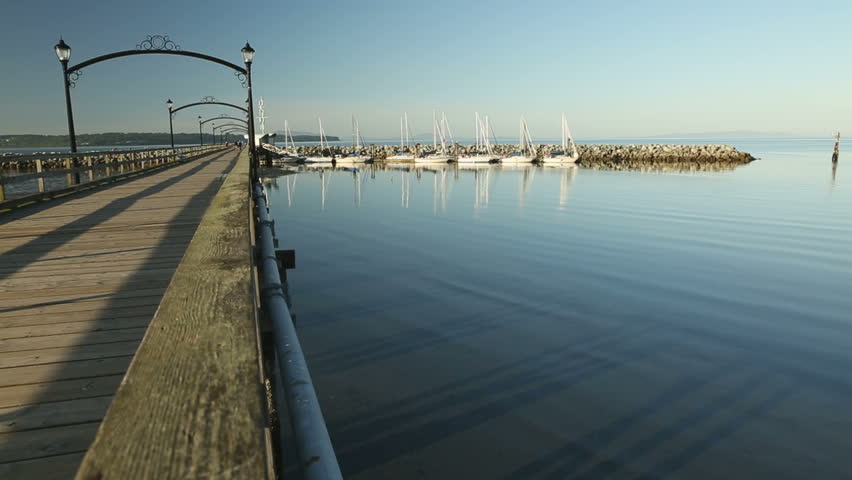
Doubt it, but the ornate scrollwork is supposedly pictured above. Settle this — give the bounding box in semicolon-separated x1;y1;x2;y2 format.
200;96;217;103
234;71;248;88
68;70;83;89
136;35;181;51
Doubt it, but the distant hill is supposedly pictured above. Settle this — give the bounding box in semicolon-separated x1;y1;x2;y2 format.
0;133;247;148
271;131;340;142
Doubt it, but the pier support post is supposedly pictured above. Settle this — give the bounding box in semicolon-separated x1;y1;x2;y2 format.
36;159;45;192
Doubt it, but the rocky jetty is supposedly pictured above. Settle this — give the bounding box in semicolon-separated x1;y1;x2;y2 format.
283;143;755;169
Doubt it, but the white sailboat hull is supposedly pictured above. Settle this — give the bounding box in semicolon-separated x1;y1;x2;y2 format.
541;155;578;164
416;155;452;164
387;154;416;161
457;154;498;163
501;155;535;163
304;156;333;165
335;155;372;164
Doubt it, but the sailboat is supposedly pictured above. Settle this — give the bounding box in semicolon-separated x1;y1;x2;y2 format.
336;115;372;165
541;113;579;163
501;117;537;163
416;110;453;164
387;113;416;161
304;118;334;165
277;120;305;163
457;113;499;163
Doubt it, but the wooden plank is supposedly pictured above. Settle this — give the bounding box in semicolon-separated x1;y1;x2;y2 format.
0;327;146;353
0;374;124;408
0;422;100;463
0;300;160;323
0;357;132;387
0;269;178;291
0;287;166;308
0;317;151;340
0;260;183;279
0;340;140;369
76;150;270;479
0;396;112;433
0;452;86;480
0;309;155;328
0;283;168;302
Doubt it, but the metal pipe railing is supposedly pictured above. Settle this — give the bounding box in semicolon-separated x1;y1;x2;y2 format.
253;181;343;480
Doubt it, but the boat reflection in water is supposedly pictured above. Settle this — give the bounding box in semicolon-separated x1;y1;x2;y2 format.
263;163;585;213
262;160;736;214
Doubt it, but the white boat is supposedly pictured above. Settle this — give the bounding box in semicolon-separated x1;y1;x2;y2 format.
305;118;334;164
502;117;537;163
387;112;416;161
336;115;372;165
417;110;452;164
541;113;579;163
457;113;499;163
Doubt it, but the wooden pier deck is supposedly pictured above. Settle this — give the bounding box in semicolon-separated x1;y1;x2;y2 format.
0;148;248;478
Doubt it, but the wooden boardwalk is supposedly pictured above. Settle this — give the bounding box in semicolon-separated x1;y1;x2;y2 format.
0;148;240;479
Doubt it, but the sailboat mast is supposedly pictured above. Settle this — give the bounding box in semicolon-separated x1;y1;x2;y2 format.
318;118;326;149
404;112;410;147
474;112;480;150
433;110;437;149
442;112;454;145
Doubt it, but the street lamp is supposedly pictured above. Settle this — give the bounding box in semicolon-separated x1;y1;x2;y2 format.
211;123;216;144
166;99;175;149
54;38;80;183
241;42;257;163
198;115;203;146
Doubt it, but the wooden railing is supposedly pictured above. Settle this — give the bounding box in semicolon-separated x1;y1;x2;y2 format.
0;145;226;206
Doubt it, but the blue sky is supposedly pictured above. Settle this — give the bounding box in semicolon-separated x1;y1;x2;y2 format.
0;0;850;139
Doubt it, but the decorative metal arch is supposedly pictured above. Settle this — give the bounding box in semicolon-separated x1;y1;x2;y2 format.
213;123;248;131
67;35;248;87
172;101;248;115
201;115;248;126
57;34;257;164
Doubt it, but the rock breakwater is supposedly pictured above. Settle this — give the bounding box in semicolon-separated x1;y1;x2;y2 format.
282;143;755;169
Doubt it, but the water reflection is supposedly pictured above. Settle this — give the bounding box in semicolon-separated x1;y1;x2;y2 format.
831;162;838;187
263;164;587;212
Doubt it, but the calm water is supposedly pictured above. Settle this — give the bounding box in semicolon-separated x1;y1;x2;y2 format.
263;138;851;479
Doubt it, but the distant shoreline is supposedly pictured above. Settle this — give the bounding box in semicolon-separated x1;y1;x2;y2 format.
0;133;340;148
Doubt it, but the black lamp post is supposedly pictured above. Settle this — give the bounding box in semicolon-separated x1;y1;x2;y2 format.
54;38;80;184
211;123;216;144
198;115;203;146
166;99;175;149
241;42;256;163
